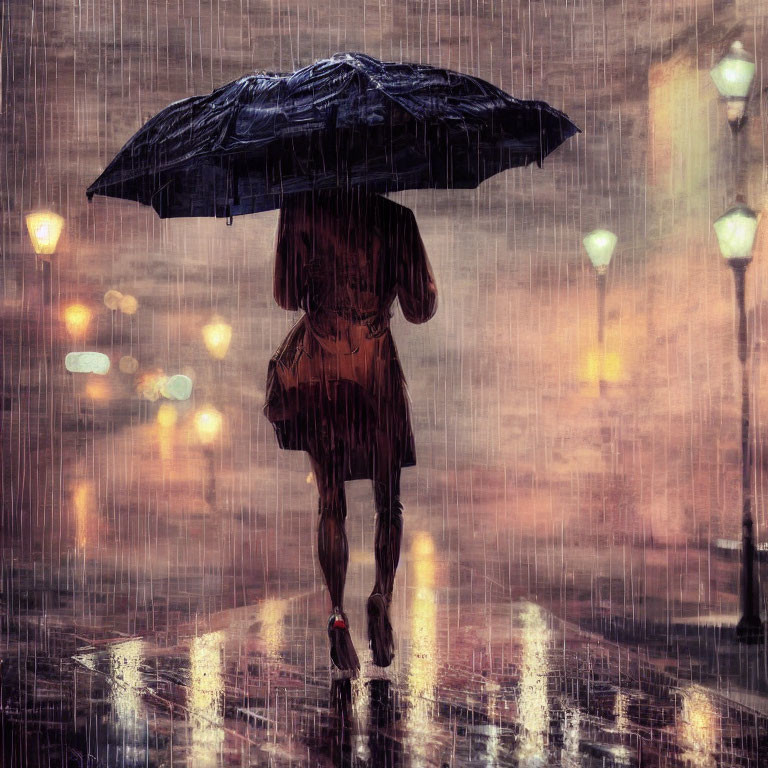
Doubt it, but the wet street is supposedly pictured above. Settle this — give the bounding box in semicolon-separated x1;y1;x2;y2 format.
3;450;768;766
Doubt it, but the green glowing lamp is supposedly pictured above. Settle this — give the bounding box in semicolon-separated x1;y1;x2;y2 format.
713;202;758;265
583;229;617;274
710;41;755;132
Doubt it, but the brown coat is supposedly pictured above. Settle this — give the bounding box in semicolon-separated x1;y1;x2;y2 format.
264;192;437;481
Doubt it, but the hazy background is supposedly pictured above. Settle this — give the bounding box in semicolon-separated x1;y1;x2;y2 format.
2;0;768;633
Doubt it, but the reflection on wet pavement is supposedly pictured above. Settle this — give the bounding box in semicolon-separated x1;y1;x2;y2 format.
188;631;226;767
407;531;438;766
516;603;549;766
4;538;761;768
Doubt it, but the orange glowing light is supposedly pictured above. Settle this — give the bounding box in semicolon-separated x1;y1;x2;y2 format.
202;317;232;360
194;406;223;445
136;370;168;402
73;481;93;548
583;349;622;384
119;294;139;315
157;403;178;428
85;378;109;400
156;403;178;463
63;304;92;337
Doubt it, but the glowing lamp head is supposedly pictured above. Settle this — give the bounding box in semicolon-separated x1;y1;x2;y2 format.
194;406;223;445
26;211;64;256
583;229;617;274
713;203;758;264
202;317;232;360
63;303;92;337
711;42;755;132
710;42;755;100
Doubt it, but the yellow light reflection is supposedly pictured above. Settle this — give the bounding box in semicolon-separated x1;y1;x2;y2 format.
611;690;633;764
407;531;438;768
63;303;92;338
258;598;288;660
202;317;233;360
188;631;226;768
351;676;371;762
72;481;93;549
562;705;581;767
583;349;623;384
486;682;501;766
85;377;110;401
109;639;146;761
26;211;64;255
614;690;630;732
679;686;718;768
156;403;178;463
516;603;549;767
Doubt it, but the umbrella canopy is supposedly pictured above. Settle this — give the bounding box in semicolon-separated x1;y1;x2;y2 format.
86;52;579;220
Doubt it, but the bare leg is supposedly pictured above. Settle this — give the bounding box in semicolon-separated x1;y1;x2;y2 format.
311;450;348;611
372;441;403;603
368;438;402;666
311;449;359;672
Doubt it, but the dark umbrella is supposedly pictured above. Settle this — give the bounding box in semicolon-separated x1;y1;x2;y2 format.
86;52;579;221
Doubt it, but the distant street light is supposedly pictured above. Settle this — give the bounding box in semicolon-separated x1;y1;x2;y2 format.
710;41;756;134
26;210;64;306
194;405;223;506
62;303;92;338
713;201;763;643
202;317;232;360
583;229;617;395
194;406;223;445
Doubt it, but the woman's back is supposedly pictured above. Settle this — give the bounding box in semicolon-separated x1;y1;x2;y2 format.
273;191;436;328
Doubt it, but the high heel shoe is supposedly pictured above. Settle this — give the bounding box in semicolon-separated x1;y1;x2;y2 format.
366;593;394;667
327;609;360;672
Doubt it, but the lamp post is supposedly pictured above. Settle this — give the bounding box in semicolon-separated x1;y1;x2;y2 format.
713;201;763;642
711;42;756;199
583;229;617;396
194;405;223;507
25;210;64;305
710;41;756;135
202;316;232;360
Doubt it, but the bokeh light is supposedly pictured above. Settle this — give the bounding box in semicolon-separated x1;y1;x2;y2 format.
202;317;232;360
194;406;223;445
65;351;110;375
63;303;92;338
119;294;139;314
119;355;139;374
104;289;124;310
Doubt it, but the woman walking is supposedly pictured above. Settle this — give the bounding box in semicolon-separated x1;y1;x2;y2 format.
264;189;437;671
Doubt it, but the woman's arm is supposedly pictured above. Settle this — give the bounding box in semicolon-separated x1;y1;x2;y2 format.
396;207;438;324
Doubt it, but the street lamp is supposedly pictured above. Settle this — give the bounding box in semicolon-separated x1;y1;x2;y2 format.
713;201;763;642
26;210;64;305
583;229;617;395
194;405;223;506
710;41;756;134
26;210;64;256
202;317;232;360
62;303;93;338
